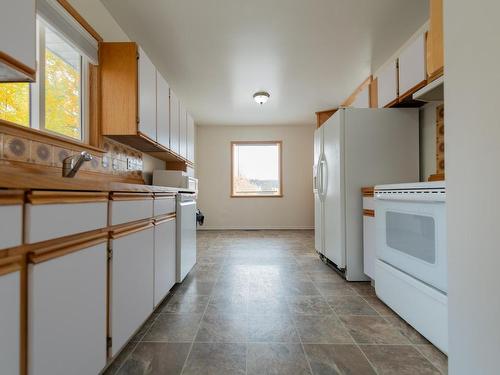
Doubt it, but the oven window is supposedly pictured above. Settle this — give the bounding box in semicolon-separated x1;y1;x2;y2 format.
386;212;436;263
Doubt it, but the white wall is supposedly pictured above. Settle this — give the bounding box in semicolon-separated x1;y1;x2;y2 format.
445;1;500;374
196;125;314;230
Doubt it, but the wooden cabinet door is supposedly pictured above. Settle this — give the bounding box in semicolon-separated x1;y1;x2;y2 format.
28;242;107;375
0;259;21;375
427;0;444;80
179;103;187;159
398;33;426;98
169;89;180;154
156;71;170;149
138;47;157;141
187;114;195;163
376;60;398;108
110;226;154;356
154;217;176;306
0;0;36;81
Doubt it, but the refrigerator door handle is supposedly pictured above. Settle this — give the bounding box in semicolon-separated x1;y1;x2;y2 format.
320;159;328;197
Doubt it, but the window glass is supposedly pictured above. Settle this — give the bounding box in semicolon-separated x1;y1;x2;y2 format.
44;27;82;140
232;142;282;197
0;83;30;127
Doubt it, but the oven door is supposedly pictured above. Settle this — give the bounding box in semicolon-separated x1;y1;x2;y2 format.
375;199;447;292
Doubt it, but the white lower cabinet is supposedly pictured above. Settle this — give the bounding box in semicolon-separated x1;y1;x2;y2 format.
363;196;375;279
154;217;176;306
363;214;376;279
0;256;21;375
110;223;154;356
28;240;108;375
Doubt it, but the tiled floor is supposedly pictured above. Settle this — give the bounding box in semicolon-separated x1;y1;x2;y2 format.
104;230;448;375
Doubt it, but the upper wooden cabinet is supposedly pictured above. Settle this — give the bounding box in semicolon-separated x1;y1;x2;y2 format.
101;42;195;163
398;33;427;99
0;0;36;82
427;0;444;81
376;60;398;108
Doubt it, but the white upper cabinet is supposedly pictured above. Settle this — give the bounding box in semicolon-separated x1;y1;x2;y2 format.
156;71;170;149
398;33;426;97
187;114;195;163
179;103;187;159
376;60;398;108
138;47;157;141
351;86;370;108
169;89;180;154
0;0;36;81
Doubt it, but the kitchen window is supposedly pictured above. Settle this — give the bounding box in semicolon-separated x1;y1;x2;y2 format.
231;141;283;197
0;18;90;141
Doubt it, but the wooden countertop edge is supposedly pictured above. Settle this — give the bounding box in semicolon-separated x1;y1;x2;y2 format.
0;170;194;194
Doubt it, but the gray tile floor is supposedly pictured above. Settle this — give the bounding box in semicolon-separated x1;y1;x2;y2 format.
104;230;448;375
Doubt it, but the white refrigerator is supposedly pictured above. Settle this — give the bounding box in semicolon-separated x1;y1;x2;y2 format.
313;108;420;281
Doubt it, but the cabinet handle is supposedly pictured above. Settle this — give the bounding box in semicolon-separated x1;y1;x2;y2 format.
363;209;375;217
28;232;108;264
110;220;154;239
154;213;176;225
0;255;23;276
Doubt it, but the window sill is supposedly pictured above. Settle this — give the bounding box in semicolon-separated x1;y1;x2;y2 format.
0;119;105;155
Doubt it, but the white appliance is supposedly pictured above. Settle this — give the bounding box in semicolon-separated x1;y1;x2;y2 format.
313;108;419;281
153;170;198;192
374;181;447;353
176;193;197;282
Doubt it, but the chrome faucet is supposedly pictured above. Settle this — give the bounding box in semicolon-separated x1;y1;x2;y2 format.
62;151;93;177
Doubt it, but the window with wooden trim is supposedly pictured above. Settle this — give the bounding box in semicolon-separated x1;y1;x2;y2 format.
231;141;283;197
0;18;89;141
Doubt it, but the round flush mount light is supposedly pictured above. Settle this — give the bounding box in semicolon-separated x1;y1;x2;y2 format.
253;91;270;104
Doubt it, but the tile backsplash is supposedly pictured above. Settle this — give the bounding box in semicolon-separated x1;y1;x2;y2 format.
0;131;144;181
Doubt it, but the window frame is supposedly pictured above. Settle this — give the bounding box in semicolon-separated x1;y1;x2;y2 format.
30;19;89;143
230;140;283;198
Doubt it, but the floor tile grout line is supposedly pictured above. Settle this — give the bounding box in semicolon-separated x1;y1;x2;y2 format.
179;255;225;375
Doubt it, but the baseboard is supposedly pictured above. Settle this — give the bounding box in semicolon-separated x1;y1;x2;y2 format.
197;226;314;231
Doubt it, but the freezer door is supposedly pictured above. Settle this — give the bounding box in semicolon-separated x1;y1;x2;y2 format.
322;112;346;269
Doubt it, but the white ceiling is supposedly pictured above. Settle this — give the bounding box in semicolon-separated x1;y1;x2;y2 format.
101;0;428;126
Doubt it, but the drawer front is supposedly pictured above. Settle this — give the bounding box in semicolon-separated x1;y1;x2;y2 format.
25;202;108;244
0;204;23;250
110;199;154;226
154;197;176;217
362;197;374;210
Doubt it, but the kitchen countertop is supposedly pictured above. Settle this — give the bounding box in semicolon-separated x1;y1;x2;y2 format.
0;170;195;194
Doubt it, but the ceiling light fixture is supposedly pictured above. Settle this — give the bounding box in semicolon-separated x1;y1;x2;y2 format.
253;91;270;104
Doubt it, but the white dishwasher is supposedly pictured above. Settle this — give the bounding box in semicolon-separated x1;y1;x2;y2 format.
176;193;197;282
